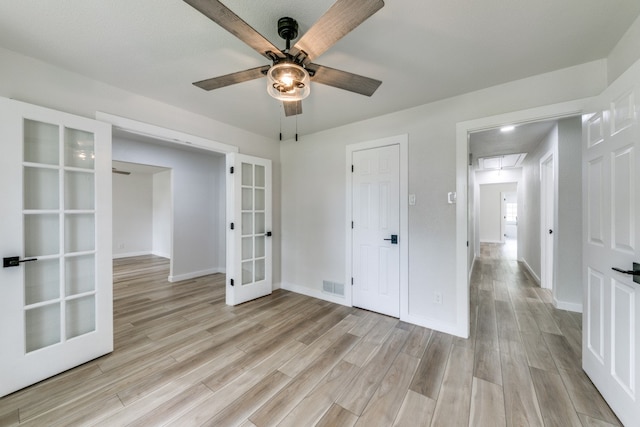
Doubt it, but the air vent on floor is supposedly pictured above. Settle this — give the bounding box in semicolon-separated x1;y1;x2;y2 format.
322;280;345;297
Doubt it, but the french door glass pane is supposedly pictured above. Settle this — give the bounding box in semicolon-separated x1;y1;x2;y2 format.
255;212;265;234
242;212;253;235
255;259;265;282
64;171;94;210
65;254;95;296
242;237;253;261
65;214;95;253
25;259;60;305
24;119;59;165
25;304;61;352
242;261;253;285
255;165;265;187
24;167;59;210
242;188;253;210
24;214;59;257
64;128;95;169
66;296;96;339
255;189;265;211
242;163;253;186
255;235;265;258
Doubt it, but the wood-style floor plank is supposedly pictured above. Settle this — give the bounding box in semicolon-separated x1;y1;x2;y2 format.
469;377;506;427
391;390;435;427
0;250;620;426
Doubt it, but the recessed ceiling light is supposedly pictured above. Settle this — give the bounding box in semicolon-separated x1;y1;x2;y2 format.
500;125;515;132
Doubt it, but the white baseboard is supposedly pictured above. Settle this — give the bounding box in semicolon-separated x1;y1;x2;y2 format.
553;298;583;313
401;313;467;338
112;251;152;259
281;282;467;338
151;251;171;259
169;267;224;283
280;282;349;306
520;258;541;284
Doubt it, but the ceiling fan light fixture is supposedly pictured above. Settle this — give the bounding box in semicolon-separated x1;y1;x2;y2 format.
266;62;310;101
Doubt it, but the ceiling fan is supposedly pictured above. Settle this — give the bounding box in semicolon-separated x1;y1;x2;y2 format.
184;0;384;117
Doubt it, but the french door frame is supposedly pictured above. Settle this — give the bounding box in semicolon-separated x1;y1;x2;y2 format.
345;134;409;319
95;112;241;294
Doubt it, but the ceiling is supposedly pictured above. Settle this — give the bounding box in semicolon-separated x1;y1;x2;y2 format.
469;120;558;165
1;1;639;139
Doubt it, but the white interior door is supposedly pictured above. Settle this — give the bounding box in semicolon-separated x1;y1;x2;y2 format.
582;63;640;426
0;98;112;397
226;153;272;305
541;153;555;290
352;144;400;317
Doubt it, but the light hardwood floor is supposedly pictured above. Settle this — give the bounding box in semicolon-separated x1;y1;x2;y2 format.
0;247;621;426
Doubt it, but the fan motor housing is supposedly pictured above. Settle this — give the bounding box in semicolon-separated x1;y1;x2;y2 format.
277;17;298;41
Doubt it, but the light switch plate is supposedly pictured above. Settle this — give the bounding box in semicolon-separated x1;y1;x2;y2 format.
409;194;416;205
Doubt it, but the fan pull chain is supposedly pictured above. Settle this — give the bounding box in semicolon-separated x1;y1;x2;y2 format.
279;111;282;141
295;112;298;141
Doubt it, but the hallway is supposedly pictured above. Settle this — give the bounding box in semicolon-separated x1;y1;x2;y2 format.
470;243;619;425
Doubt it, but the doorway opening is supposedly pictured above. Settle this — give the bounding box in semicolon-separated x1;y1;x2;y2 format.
459;101;585;328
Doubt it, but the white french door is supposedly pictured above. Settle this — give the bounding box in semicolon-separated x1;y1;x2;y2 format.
582;62;640;425
226;153;272;305
0;98;112;397
541;153;555;290
352;144;400;317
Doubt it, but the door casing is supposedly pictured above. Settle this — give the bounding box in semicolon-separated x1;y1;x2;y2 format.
345;134;408;319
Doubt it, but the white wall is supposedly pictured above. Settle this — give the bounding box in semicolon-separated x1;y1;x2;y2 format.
608;14;640;85
112;138;226;281
555;117;583;311
479;183;517;243
473;169;522;259
281;61;606;335
152;170;172;259
0;46;282;285
112;172;153;258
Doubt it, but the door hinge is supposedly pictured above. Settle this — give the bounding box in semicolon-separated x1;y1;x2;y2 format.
351;165;354;173
230;222;234;230
230;278;234;286
230;166;234;174
351;277;354;285
467;241;469;247
351;221;354;229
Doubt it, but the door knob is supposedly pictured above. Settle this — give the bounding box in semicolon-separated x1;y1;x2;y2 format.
383;235;398;244
3;256;38;268
549;229;553;234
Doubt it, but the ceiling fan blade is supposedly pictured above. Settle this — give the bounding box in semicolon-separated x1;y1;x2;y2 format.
307;64;381;96
283;101;303;117
183;0;285;60
193;65;270;91
289;0;384;64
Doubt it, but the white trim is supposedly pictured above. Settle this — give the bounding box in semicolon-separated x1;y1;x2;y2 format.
151;251;171;259
345;134;409;319
280;282;350;307
95;112;237;303
95;112;238;154
169;267;224;283
112;251;153;259
539;150;555;291
520;257;541;284
553;298;583;313
456;99;590;339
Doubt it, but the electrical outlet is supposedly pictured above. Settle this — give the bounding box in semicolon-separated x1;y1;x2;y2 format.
118;243;125;249
434;292;442;304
